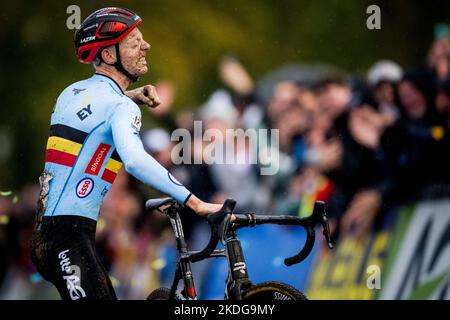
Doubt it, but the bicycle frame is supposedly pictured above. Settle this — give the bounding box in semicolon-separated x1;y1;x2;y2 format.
164;206;198;300
166;211;252;300
165;205;227;300
223;228;253;300
221;215;319;300
147;198;332;300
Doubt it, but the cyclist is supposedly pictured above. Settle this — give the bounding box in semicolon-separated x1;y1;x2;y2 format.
30;7;223;300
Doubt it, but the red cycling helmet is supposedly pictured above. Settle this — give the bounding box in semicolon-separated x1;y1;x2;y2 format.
75;7;142;64
75;7;143;82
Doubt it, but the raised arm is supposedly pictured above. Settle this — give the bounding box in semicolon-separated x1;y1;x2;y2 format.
109;101;223;216
110;102;191;204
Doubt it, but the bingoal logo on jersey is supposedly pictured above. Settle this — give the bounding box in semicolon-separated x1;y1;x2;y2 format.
76;178;94;198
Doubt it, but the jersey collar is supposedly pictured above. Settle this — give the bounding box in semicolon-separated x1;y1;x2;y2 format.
92;73;125;95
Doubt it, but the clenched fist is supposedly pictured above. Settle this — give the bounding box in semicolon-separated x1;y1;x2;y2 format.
126;84;161;108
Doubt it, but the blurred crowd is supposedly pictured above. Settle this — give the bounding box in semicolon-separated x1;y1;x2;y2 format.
1;29;450;299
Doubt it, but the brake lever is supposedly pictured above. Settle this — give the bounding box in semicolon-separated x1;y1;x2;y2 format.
284;201;333;266
312;201;333;250
320;211;334;249
189;198;236;262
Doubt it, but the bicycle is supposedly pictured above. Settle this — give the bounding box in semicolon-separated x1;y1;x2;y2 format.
145;198;333;300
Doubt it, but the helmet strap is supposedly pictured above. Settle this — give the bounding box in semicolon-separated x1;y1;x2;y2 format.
113;43;139;83
98;44;139;83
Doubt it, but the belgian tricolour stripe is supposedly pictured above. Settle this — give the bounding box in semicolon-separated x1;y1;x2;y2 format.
45;124;123;184
45;124;87;167
101;149;123;183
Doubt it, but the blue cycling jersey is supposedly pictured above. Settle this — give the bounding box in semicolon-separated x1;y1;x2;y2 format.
42;73;191;221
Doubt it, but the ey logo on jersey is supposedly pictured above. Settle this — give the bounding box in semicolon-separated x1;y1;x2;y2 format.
76;178;94;198
77;104;92;121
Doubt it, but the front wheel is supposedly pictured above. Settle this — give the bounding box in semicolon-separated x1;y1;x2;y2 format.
241;281;307;300
146;287;182;300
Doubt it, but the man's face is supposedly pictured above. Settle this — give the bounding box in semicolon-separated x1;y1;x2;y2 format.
267;81;300;122
316;83;351;120
374;81;396;104
119;28;151;76
398;81;427;120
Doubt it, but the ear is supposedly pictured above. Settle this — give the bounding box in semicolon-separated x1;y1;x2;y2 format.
100;46;117;65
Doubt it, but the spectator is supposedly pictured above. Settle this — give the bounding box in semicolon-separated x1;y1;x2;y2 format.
367;60;403;126
308;75;386;240
379;68;449;202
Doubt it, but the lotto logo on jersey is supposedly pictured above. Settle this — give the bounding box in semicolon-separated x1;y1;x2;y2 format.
76;178;94;198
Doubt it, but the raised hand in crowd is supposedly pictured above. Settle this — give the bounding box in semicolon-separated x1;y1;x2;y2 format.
219;55;254;96
340;189;382;241
308;138;343;173
348;105;386;150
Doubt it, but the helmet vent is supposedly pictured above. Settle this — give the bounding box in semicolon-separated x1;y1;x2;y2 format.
99;21;127;36
81;50;90;60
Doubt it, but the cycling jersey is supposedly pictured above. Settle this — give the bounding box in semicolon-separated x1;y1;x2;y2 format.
41;73;191;221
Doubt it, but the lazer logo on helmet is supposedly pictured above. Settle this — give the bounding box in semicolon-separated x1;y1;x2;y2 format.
76;178;94;198
80;36;96;43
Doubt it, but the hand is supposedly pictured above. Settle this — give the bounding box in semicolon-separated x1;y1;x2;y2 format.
340;189;382;240
313;139;343;172
306;115;331;147
219;56;254;96
186;194;236;221
348;106;384;149
194;201;223;217
125;84;161;108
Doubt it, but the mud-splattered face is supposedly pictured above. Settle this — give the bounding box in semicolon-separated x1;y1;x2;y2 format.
119;28;151;77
